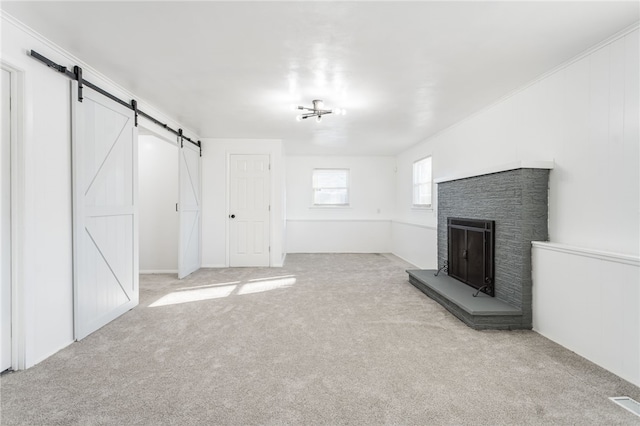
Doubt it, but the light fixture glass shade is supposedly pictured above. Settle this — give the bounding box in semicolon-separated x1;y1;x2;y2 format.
316;115;322;123
296;115;303;122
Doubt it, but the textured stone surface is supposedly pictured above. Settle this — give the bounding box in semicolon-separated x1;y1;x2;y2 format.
437;168;549;328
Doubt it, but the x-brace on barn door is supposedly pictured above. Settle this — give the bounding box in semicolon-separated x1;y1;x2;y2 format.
72;82;139;340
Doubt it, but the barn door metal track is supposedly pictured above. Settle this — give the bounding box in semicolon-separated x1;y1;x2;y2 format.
29;50;202;156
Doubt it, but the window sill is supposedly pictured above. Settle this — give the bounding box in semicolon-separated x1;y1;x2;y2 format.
412;205;433;211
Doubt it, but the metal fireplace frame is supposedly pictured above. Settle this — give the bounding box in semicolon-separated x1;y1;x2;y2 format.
447;218;495;296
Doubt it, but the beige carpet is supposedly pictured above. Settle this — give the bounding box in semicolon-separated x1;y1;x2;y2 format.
1;253;639;425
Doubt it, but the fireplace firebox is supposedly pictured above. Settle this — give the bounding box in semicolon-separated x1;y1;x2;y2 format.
447;218;495;296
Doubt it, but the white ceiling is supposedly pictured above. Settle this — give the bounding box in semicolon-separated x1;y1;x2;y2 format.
2;1;638;155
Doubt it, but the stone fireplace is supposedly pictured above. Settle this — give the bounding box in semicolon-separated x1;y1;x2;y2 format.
407;163;552;330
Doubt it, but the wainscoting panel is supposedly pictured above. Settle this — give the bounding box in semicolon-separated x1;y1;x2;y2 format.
286;219;391;253
390;221;437;269
532;242;640;387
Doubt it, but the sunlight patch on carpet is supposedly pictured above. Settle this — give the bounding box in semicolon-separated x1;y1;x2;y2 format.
238;277;296;295
177;281;241;291
248;275;296;282
149;285;237;307
150;275;297;307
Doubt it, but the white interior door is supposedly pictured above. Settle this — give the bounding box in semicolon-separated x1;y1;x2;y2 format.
72;83;138;341
229;154;270;267
1;68;11;371
178;142;201;279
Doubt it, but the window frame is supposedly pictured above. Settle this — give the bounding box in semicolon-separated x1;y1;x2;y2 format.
412;156;433;209
311;168;350;207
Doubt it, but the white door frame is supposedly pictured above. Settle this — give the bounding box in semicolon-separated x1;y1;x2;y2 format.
225;151;272;267
137;124;180;275
1;60;25;370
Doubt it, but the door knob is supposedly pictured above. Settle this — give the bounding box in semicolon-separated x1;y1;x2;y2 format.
229;214;236;219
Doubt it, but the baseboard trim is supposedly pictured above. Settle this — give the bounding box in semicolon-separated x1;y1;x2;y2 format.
140;269;178;274
389;252;420;268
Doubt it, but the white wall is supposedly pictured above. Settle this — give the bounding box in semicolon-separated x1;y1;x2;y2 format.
287;220;391;253
533;243;639;387
391;222;437;269
395;28;639;256
138;134;179;273
2;18;72;368
201;138;286;267
1;14;198;367
393;141;438;268
393;28;640;385
286;156;395;253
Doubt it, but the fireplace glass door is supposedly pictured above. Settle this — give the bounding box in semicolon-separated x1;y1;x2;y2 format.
447;218;495;296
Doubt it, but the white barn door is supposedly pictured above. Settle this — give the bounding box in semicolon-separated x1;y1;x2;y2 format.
229;154;270;267
72;83;138;341
178;142;201;279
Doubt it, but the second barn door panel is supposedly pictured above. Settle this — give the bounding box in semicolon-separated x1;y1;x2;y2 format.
178;142;201;279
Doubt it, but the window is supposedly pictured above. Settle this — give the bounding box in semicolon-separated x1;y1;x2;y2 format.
312;169;349;206
413;156;432;207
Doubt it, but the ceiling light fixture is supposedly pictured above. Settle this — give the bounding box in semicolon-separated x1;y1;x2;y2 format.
295;99;346;122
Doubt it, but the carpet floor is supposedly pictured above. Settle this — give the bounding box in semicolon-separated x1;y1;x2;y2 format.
1;253;639;425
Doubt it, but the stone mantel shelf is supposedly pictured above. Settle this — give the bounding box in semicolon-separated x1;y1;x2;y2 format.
434;160;555;184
